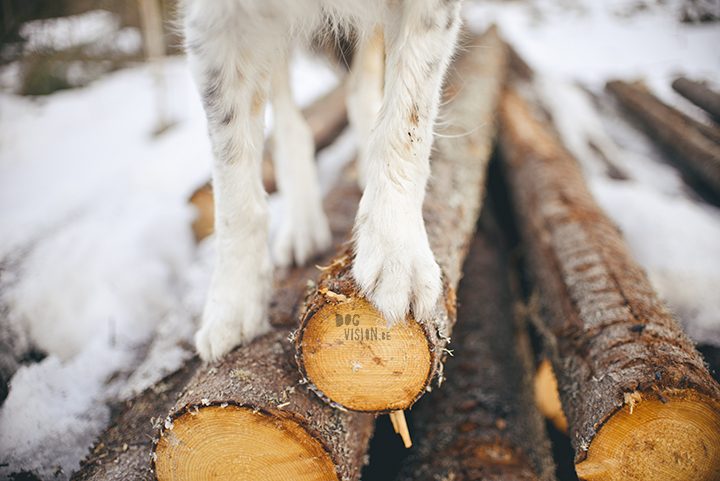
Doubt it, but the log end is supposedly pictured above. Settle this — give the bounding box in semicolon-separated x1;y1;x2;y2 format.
534;358;568;435
297;295;433;412
188;183;214;243
574;390;720;481
154;404;339;481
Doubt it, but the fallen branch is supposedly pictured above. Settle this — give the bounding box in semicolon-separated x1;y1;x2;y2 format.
395;209;556;481
294;27;508;413
672;76;720;123
498;85;720;480
607;80;720;198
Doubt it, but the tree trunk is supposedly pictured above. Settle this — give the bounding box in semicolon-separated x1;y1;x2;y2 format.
137;0;171;134
607;80;720;198
672;76;720;123
295;27;509;413
498;85;720;481
395;207;557;481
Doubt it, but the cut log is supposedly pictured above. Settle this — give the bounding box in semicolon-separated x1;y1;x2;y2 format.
607;80;720;199
498;85;720;481
295;27;509;413
153;329;374;481
395;208;556;481
534;358;568;436
672;76;720;123
189;81;349;242
152;164;371;480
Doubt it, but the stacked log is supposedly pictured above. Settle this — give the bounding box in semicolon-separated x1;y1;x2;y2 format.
73;71;361;481
295;26;509;413
607;80;720;199
498;84;720;480
672;76;720;123
395;208;556;481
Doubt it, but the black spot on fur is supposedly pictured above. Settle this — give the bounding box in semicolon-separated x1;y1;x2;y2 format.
221;107;236;126
202;68;223;110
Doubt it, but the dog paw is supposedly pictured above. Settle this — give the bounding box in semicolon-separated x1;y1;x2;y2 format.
195;282;271;362
352;197;442;326
272;196;332;267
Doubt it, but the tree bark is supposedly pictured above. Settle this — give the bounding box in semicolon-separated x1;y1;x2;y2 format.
672;76;720;123
294;27;509;413
607;80;720;198
498;85;720;481
395;207;556;481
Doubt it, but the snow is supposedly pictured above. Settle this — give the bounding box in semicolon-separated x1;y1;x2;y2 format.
1;1;719;479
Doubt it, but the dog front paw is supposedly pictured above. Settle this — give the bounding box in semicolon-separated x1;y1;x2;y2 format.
352;207;442;326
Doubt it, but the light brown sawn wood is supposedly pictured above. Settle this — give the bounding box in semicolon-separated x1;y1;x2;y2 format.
152;162;372;480
607;80;720;198
498;86;720;481
295;27;508;413
75;101;359;480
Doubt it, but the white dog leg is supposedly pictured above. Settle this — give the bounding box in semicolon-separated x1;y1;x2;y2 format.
352;0;462;326
346;26;385;190
271;51;332;267
186;7;280;362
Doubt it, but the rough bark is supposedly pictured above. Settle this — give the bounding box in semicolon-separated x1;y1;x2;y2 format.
152;167;368;481
672;76;720;123
498;85;720;481
607;80;720;198
395;208;556;481
295;27;509;413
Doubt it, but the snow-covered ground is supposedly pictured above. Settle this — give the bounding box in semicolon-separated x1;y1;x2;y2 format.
1;1;719;478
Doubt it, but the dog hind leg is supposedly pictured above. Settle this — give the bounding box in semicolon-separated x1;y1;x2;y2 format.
347;26;385;191
186;8;280;362
270;49;332;267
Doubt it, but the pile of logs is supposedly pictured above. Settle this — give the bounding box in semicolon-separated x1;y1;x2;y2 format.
69;26;720;481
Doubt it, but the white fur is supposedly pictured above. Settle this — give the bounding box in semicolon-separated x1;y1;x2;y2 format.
185;0;462;361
